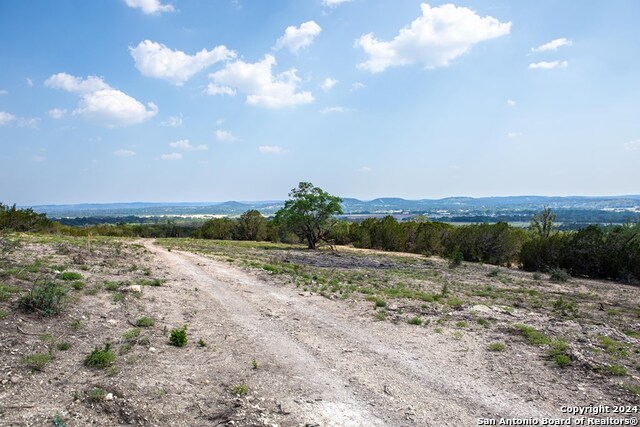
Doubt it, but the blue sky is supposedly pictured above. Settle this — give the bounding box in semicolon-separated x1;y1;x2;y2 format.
1;0;639;205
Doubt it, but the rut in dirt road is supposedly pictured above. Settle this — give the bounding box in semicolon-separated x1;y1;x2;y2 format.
146;241;563;427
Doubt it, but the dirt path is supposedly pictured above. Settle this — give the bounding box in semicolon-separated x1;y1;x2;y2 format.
144;241;566;426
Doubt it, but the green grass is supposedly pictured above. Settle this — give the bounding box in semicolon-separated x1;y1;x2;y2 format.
455;321;468;328
547;340;571;368
104;281;119;291
19;281;67;316
600;364;629;376
135;316;155;327
197;338;207;347
169;325;188;347
408;316;423;326
121;328;141;342
22;352;54;371
513;324;552;346
88;387;107;402
0;283;21;301
70;281;85;290
84;343;116;368
0;309;8;319
488;342;506;352
138;278;163;287
51;412;67;427
57;341;71;351
58;271;82;281
597;335;631;358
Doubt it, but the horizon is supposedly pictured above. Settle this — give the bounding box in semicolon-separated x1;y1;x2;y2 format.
2;1;640;205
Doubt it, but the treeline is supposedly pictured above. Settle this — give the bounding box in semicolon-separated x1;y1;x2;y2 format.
2;203;639;282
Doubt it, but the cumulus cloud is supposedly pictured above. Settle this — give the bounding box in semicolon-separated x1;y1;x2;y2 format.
206;84;236;96
355;3;511;73
130;40;235;85
624;140;640;151
321;77;338;91
507;99;516;107
532;38;572;52
258;145;285;154
208;54;314;108
274;21;322;54
44;72;158;126
113;149;136;157
350;82;365;91
322;0;352;7
124;0;174;15
169;139;208;151
320;106;352;114
528;60;568;69
161;152;182;160
48;108;67;119
160;115;182;127
0;111;16;126
215;130;239;142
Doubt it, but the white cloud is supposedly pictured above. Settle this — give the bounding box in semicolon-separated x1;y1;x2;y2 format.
507;132;522;138
48;108;67;119
17;117;40;128
274;21;322;54
215;130;239;142
209;54;314;108
624;140;640;151
45;72;158;126
206;84;236;96
350;82;365;91
0;89;7;95
258;145;285;154
113;149;136;157
161;152;182;160
169;139;208;151
32;155;46;162
358;166;372;173
321;77;338;91
130;40;235;85
124;0;174;15
507;99;516;107
320;106;352;114
528;60;568;69
322;0;351;7
356;3;511;73
215;118;224;126
160;115;182;127
0;111;16;126
26;78;34;87
532;38;572;52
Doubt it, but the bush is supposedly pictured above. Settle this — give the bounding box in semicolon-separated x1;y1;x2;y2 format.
488;342;506;352
135;316;155;327
58;272;82;281
169;325;188;347
85;343;116;368
19;281;67;316
549;269;570;283
21;352;53;371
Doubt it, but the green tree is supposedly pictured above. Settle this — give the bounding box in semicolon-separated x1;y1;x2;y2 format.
530;207;557;238
237;210;266;241
274;182;343;249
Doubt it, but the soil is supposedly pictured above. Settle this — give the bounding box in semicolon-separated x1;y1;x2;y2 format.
0;236;638;426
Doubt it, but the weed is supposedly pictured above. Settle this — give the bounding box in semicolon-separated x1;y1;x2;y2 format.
532;272;542;281
0;309;8;319
252;359;258;370
548;340;571;368
119;343;133;355
455;321;468;328
39;333;54;342
80;265;90;271
552;297;579;318
143;267;151;276
121;328;141;342
477;318;490;328
88;387;107;402
375;310;386;321
488;342;506;352
549;269;570;283
138;278;162;287
607;309;619;316
22;352;53;371
446;296;464;308
230;384;249;396
169;325;188;347
52;412;67;427
597;336;631;358
58;272;82;281
112;292;125;303
434;327;443;333
448;250;463;268
104;281;119;291
19;281;67;316
487;268;500;277
623;384;640;396
70;319;82;330
453;331;464;340
85;343;116;368
408;316;423;326
514;324;552;346
57;342;71;351
71;281;85;290
0;283;20;301
106;366;119;377
197;338;207;347
84;286;99;296
600;364;629;376
367;296;387;308
135;316;155;327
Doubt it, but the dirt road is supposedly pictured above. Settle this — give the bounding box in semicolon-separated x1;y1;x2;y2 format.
144;241;565;426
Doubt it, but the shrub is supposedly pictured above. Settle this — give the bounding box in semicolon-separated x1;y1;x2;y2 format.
197;338;207;347
71;281;85;290
19;281;67;316
88;387;107;402
448;250;463;268
488;342;506;352
408;316;423;325
549;268;570;283
514;324;551;346
58;272;82;281
169;325;188;347
230;384;249;396
85;343;116;368
57;341;71;351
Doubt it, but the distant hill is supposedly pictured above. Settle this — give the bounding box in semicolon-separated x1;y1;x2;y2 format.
26;195;640;220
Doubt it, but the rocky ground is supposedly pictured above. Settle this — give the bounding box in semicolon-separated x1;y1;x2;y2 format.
0;234;638;426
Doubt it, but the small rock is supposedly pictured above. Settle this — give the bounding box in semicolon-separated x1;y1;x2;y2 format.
149;347;157;353
126;285;142;293
107;319;117;325
105;393;114;401
10;376;20;384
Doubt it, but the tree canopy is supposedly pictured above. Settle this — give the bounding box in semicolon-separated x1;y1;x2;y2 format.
274;182;342;249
